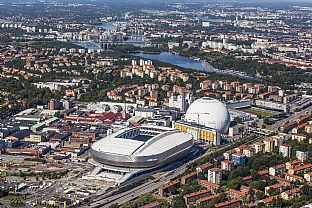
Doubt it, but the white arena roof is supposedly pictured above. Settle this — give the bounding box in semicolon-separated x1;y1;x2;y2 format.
92;126;191;156
91;126;193;169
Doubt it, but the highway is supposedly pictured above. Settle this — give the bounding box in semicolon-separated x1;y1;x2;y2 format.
267;105;312;131
94;165;186;208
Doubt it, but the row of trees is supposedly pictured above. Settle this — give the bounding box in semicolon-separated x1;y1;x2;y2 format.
109;193;169;208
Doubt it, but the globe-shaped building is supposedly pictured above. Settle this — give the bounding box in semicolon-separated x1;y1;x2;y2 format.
185;97;230;133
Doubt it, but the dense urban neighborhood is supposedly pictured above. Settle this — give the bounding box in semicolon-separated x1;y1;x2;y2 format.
0;0;312;207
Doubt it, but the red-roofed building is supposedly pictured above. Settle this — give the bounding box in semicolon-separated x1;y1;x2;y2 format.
183;190;211;206
284;173;303;183
215;199;241;208
159;180;180;196
288;164;312;175
198;180;220;194
181;172;197;185
269;176;291;186
281;188;301;201
260;196;278;206
228;189;246;200
221;160;233;171
285;160;302;170
196;194;220;208
265;183;286;195
292;123;308;134
196;162;213;173
258;170;269;176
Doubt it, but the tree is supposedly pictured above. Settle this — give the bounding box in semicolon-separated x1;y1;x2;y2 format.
227;177;243;190
301;184;312;196
250;181;266;191
229;166;250;179
173;196;186;208
234;117;243;124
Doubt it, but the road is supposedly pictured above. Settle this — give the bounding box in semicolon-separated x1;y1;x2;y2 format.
25;166;88;207
267;105;312;131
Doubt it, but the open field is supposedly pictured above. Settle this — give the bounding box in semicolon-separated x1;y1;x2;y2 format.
243;108;273;117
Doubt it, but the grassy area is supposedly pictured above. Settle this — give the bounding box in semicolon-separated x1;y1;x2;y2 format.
244;108;273;117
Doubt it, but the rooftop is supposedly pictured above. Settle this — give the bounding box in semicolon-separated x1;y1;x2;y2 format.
92;126;192;156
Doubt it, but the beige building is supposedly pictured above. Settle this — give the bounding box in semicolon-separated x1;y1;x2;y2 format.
264;138;275;153
254;142;265;153
24;134;44;142
304;172;312;182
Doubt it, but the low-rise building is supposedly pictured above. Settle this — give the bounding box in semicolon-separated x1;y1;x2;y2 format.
181;172;197;185
196;194;220;208
279;143;292;158
291;134;307;142
304;172;312;182
269;164;286;176
183;190;211;207
280;188;301;201
198;180;220;194
221;160;233;171
196;162;213;174
285;160;302;170
265;183;286;195
296;151;309;162
243;147;256;157
284;173;303;183
214;199;241;208
288;164;312;175
232;153;246;166
228;189;246;200
159;180;180;196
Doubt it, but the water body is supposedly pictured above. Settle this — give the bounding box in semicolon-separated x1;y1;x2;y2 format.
131;52;215;72
132;52;261;81
75;42;101;50
95;21;128;31
201;18;222;23
0;19;13;23
96;22;117;31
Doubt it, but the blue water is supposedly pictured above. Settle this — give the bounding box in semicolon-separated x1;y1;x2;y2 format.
131;52;261;81
96;22;117;30
76;42;101;50
0;19;13;23
131;52;215;72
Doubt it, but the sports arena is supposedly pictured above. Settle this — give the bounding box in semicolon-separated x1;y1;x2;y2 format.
91;126;193;169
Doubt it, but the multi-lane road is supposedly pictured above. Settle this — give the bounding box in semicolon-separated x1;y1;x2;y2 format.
267;105;312;131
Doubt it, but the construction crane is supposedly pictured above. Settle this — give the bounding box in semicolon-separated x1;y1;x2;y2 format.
184;112;211;143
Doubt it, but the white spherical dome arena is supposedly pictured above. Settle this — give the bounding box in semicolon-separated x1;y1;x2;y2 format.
185;97;230;133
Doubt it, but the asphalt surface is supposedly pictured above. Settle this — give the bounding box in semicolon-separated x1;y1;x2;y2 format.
267;105;312;131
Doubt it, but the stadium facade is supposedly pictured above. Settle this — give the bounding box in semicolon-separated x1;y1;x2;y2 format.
91;126;193;169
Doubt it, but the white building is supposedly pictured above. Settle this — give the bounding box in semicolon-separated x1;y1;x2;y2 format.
280;144;292;158
207;168;222;184
296;151;309;162
168;93;194;112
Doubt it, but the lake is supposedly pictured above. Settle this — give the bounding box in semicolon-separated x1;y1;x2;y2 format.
131;52;261;81
131;52;216;72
